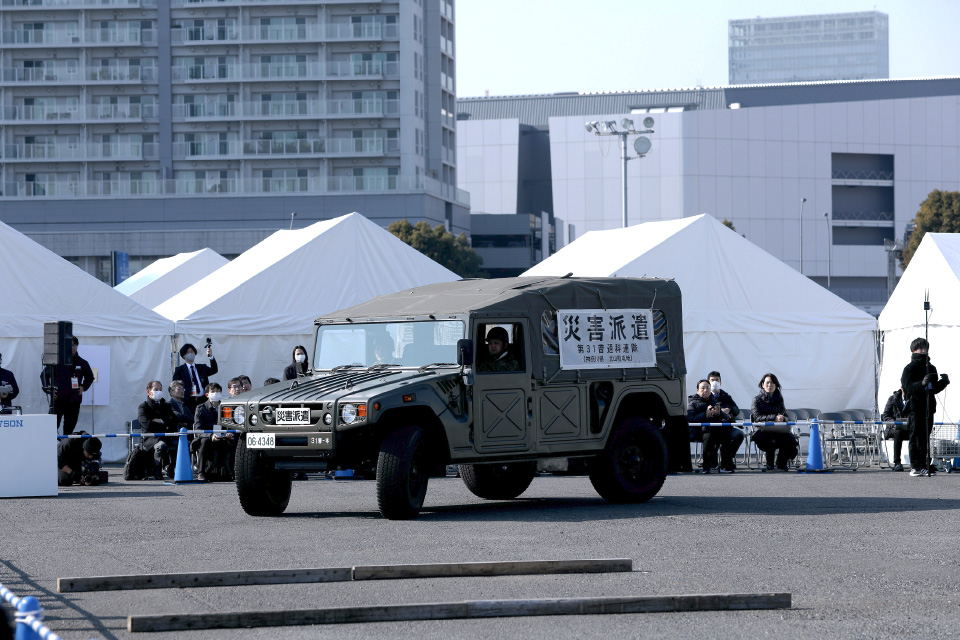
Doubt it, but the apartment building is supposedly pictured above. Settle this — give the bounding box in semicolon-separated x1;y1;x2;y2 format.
0;0;467;280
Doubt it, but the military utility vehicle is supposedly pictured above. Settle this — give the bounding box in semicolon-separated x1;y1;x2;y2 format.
223;276;687;520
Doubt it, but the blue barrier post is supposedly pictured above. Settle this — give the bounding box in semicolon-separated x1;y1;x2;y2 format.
14;596;40;640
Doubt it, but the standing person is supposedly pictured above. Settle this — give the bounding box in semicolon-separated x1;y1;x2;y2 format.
173;342;218;416
750;373;799;471
707;371;744;472
0;352;19;412
687;379;727;474
881;388;909;472
283;345;310;380
138;381;179;479
901;338;950;477
50;337;94;436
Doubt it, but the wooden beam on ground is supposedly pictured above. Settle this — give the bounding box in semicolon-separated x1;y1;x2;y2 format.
58;567;353;593
128;592;792;632
351;558;632;581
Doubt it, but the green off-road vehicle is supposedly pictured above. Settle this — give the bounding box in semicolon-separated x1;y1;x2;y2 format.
223;276;687;520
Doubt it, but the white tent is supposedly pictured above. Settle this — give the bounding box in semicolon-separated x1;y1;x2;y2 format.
878;233;960;422
155;212;459;389
115;248;228;310
524;214;878;412
0;222;176;461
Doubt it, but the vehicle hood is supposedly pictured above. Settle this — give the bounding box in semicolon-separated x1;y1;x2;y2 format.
245;369;458;404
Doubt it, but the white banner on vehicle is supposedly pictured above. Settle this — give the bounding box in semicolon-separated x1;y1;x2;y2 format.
558;309;656;370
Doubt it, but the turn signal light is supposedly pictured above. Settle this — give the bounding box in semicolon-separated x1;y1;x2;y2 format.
222;406;234;420
402;394;416;403
357;404;367;418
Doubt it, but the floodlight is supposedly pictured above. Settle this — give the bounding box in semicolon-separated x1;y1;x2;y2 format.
634;136;652;155
642;116;655;129
604;120;618;132
620;118;635;131
584;122;596;133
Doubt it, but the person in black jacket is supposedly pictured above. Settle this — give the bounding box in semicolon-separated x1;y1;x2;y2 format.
707;371;744;472
283;345;310;380
750;372;798;471
195;382;232;482
687;379;732;474
173;342;218;416
138;380;179;479
881;388;909;472
57;433;101;486
0;352;19;412
49;337;95;436
901;337;950;477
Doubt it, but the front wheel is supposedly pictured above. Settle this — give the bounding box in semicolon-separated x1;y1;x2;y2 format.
589;417;667;503
459;462;536;499
376;425;430;520
235;438;292;516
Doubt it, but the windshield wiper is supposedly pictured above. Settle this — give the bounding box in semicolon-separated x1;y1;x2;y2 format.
418;362;457;372
330;364;363;372
367;363;401;371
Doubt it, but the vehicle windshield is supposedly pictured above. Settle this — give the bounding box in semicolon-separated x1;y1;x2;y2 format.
314;320;464;370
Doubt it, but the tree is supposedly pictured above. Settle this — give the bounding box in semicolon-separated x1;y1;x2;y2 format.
901;189;960;268
388;219;488;278
721;219;736;232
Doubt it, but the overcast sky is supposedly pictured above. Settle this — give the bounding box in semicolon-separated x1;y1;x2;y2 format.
456;0;960;97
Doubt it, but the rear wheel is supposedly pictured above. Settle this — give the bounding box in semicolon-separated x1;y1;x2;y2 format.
589;417;667;503
235;439;292;516
459;462;536;499
377;425;430;520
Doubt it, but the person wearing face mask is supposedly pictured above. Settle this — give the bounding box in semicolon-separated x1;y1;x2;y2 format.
138;380;180;479
687;379;728;474
173;342;218;416
283;346;310;380
194;382;232;482
706;371;743;473
901;337;950;477
0;352;19;414
750;373;798;471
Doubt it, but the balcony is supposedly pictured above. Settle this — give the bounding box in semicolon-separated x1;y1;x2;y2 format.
0;103;156;122
0;28;157;47
0;0;154;8
831;211;895;226
2;141;159;161
170;64;239;82
0;65;155;84
169;0;379;6
169;22;398;44
170;98;398;120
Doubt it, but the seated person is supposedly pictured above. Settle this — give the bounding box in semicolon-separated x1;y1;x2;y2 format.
882;387;910;472
750;373;799;471
263;377;281;386
687;379;736;474
195;383;233;482
707;371;744;472
239;375;253;393
57;434;102;486
167;380;192;431
373;335;396;365
138;380;180;479
477;327;521;373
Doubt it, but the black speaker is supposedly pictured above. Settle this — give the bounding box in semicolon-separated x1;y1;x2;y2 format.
42;321;73;367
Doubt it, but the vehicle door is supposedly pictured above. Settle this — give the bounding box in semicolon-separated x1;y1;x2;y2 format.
533;309;586;449
473;320;534;454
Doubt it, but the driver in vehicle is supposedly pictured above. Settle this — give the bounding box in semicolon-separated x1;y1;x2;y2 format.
478;327;521;373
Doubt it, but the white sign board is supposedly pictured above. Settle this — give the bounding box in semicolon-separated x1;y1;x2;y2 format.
79;345;110;406
558;309;656;370
0;414;57;497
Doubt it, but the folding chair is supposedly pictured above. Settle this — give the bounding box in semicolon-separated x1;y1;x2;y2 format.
819;411;860;468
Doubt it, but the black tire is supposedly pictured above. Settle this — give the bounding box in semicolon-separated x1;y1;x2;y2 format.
459;462;536;499
589;417;667;503
235;438;292;516
376;425;430;520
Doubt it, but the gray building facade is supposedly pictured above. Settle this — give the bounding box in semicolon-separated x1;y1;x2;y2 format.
729;11;889;85
0;0;468;280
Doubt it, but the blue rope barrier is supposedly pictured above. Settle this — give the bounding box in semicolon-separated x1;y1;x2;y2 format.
1;584;62;640
692;420;911;427
57;430;241;439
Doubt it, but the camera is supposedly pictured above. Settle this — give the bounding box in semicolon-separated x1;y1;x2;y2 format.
205;338;212;348
81;458;102;486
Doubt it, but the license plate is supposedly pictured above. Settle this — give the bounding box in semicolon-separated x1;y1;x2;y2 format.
246;433;275;449
275;408;311;426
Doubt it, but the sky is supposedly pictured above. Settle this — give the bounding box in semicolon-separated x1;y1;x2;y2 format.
456;0;960;98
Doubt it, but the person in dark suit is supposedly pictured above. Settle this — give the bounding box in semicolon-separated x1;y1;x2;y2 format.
173;342;218;416
0;352;19;412
49;336;94;436
283;345;310;380
138;380;180;479
194;382;232;482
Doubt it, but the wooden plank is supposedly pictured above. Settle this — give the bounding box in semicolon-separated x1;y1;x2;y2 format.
351;558;632;581
58;567;353;593
127;592;792;632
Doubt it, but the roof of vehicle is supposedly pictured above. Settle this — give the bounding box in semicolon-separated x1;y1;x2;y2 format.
318;276;681;320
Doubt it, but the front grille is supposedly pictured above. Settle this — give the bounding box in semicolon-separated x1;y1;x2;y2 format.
276;436;309;447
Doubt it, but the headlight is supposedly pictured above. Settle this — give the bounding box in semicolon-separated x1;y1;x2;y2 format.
233;405;246;425
340;404;357;424
249;414;258;426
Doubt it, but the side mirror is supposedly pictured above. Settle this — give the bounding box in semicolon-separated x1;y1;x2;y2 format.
457;339;474;366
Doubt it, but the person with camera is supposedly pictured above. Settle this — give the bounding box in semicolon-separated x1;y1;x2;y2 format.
901;337;950;477
49;337;94;436
138;380;180;480
881;387;909;472
706;371;744;472
57;432;102;486
0;352;19;413
194;382;232;482
687;379;731;474
750;373;799;472
173;341;218;416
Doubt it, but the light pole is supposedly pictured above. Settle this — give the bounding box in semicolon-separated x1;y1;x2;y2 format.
823;211;832;289
289;211;297;230
799;197;806;274
585;118;654;228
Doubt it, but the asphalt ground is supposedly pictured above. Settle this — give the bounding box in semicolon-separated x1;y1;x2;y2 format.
2;465;960;640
